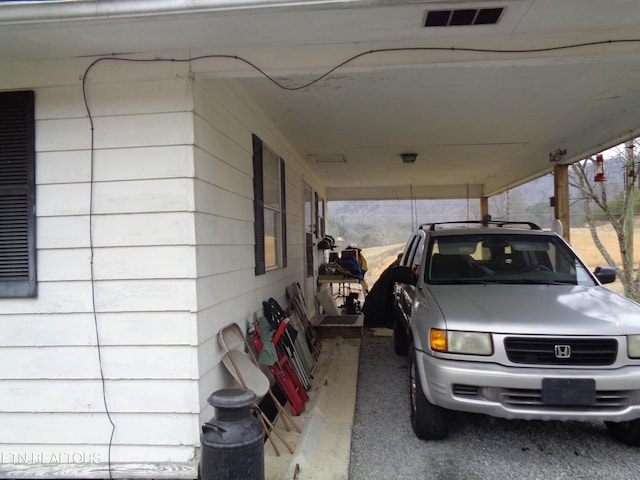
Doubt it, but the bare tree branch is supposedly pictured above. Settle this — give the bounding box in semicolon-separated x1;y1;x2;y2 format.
569;141;639;299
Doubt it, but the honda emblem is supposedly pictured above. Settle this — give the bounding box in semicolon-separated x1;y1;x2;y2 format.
554;345;571;358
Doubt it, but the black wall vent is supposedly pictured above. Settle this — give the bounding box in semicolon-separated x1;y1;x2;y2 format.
424;7;503;27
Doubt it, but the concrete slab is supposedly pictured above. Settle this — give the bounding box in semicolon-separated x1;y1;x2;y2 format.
264;336;361;480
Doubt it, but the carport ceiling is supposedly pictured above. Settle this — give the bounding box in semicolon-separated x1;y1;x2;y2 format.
2;0;640;200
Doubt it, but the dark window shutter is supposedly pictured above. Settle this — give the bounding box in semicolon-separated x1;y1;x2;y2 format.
314;191;320;239
280;158;287;268
0;91;36;297
252;134;265;275
320;198;326;238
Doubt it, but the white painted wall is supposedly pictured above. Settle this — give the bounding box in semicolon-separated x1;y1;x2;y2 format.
0;59;202;478
191;77;321;424
0;57;326;478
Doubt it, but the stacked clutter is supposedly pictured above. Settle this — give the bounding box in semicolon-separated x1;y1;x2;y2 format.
217;323;301;456
216;284;322;457
318;245;369;297
248;289;321;417
248;299;309;416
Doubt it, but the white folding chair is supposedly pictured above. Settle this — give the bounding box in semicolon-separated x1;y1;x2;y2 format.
218;323;300;455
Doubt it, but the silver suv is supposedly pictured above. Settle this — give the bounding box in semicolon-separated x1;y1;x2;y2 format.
391;220;640;444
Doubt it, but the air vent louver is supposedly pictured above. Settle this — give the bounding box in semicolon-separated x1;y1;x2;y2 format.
424;7;503;27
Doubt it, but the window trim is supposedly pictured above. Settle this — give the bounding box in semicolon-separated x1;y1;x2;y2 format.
280;158;287;268
0;90;37;298
304;183;314;278
252;134;287;276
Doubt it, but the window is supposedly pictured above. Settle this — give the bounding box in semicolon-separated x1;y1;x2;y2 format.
401;231;425;268
426;234;593;285
315;192;325;239
0;91;36;297
252;135;286;275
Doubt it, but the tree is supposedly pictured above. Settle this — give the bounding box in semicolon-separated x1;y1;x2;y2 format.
569;139;639;299
526;200;555;228
587;189;640;222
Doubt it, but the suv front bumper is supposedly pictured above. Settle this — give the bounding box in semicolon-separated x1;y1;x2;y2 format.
417;349;640;422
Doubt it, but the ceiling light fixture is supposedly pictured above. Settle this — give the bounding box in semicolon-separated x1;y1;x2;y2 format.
401;153;418;164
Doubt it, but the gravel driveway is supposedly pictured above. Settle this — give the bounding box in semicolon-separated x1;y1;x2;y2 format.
349;331;640;480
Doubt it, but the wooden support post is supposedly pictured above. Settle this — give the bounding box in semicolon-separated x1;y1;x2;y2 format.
480;196;489;221
553;164;570;242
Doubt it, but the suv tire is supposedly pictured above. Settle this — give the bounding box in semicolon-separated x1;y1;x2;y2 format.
393;306;410;356
605;420;640;445
408;344;451;439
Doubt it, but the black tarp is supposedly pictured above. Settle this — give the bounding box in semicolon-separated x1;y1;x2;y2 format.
361;255;401;328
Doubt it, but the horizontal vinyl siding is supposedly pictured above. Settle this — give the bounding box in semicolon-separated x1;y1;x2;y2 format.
194;293;257;369
0;443;197;464
37;178;194;217
92;246;196;280
93;279;196;312
192;79;257;313
91;212;195;247
1;379;198;413
0;345;197;379
36;146;194;185
193;79;267;419
194;213;254;247
1;67;200;467
195;244;254;277
192;78;322;422
0;311;195;347
0;412;199;446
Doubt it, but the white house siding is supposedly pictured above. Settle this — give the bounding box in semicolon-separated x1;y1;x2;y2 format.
191;77;319;425
0;56;326;478
0;59;202;478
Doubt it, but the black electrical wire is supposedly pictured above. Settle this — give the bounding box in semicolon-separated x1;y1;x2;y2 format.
81;74;116;480
80;37;640;477
82;39;640;93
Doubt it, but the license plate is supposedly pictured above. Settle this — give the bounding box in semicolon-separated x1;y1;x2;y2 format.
541;378;596;406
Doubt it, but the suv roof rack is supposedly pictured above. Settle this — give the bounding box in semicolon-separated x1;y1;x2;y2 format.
419;220;542;231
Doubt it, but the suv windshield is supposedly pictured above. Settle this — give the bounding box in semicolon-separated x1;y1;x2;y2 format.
426;233;595;286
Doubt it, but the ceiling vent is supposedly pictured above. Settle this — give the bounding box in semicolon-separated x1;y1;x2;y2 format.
308;154;347;163
424;7;504;27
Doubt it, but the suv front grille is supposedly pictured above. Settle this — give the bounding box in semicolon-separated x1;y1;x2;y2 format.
504;337;618;366
501;388;632;410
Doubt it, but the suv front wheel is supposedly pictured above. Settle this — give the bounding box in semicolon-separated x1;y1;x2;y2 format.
605;420;640;445
408;344;451;439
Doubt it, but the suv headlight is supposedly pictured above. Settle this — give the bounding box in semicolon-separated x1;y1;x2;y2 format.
628;335;640;358
430;329;493;355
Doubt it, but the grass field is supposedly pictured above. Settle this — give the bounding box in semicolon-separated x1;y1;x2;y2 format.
361;226;640;296
361;243;405;282
570;225;640;268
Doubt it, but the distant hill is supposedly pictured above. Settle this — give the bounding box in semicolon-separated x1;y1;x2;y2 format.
327;172;625;249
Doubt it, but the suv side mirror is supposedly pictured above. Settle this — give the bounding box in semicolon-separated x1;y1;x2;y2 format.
391;265;418;286
594;266;616;285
